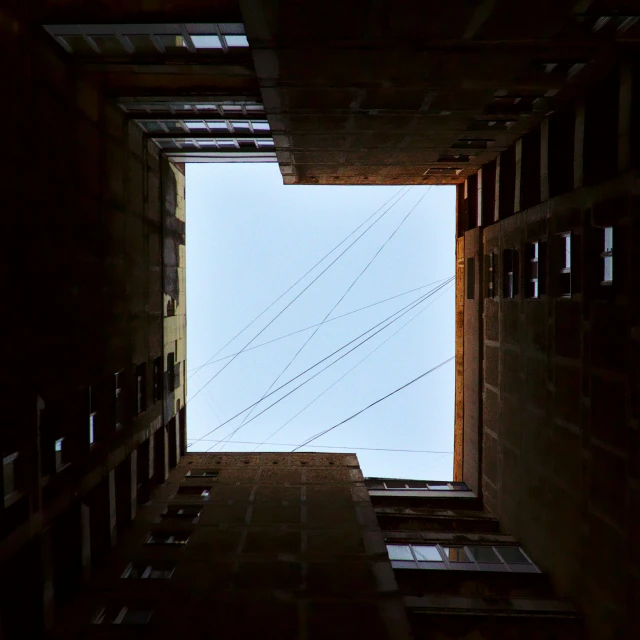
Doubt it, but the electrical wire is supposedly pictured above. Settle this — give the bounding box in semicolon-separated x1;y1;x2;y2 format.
206;281;453;451
291;356;455;451
187;276;450;373
254;279;454;450
220;188;430;450
187;186;409;381
188;187;413;404
186;438;453;454
187;278;452;450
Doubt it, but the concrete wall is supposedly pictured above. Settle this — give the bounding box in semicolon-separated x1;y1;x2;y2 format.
50;452;412;640
0;17;182;636
455;60;640;639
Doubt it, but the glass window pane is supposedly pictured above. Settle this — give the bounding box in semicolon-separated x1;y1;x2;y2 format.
185;121;208;131
252;121;270;130
603;256;613;282
604;227;613;252
231;121;252;130
157;35;186;50
442;547;472;562
495;546;531;564
427;482;453;490
386;545;413;561
191;35;222;49
412;545;441;561
207;121;229;130
467;546;501;563
384;481;408;489
226;35;249;47
563;235;571;270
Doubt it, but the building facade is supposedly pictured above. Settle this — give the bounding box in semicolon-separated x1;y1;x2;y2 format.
1;2;638;639
453;56;640;640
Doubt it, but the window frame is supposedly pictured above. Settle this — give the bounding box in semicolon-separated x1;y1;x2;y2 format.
121;562;175;579
502;248;518;299
145;531;191;546
485;251;496;299
558;232;572;297
601;226;613;286
466;256;475;300
386;543;538;573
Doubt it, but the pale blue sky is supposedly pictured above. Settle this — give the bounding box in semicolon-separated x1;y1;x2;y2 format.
185;163;456;480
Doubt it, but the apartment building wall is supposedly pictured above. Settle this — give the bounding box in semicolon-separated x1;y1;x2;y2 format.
454;59;640;639
50;452;412;640
0;19;182;637
368;481;582;639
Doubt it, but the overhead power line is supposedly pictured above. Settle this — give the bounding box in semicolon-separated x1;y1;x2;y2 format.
292;356;455;452
188;186;409;381
187;278;452;450
187;438;453;454
205;281;453;452
187;276;450;373
254;278;455;450
221;188;431;450
188;187;413;404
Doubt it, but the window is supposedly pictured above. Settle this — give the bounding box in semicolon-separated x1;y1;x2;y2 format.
162;505;202;519
466;257;475;299
145;531;190;545
601;226;613;285
3;452;19;498
153;356;163;402
177;485;211;498
45;23;248;56
386;543;538;573
186;469;218;478
166;298;176;317
502;249;518;298
526;241;539;298
114;372;124;428
88;386;96;446
174;361;181;389
485;252;496;298
167;352;175;392
136;363;147;414
54;438;66;470
558;233;572;296
121;563;175;579
379;481;468;491
92;606;153;625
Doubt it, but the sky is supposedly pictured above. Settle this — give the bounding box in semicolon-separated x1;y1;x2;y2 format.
185;163;456;480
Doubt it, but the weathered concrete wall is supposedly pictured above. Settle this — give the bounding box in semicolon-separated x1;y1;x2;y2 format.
0;16;182;636
50;452;412;640
456;60;640;639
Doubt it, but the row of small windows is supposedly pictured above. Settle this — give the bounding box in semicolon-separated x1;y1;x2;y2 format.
2;354;181;501
368;480;469;491
387;544;539;573
93;470;217;623
468;227;614;300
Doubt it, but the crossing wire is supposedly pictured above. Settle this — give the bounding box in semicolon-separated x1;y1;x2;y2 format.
291;356;455;451
188;186;414;404
187;278;452;450
254;278;455;451
187;276;450;373
187;186;410;381
187;438;453;454
219;188;430;450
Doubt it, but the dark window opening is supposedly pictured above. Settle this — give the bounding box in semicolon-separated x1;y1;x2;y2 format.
88;386;97;446
92;606;153;625
145;531;190;545
153;357;163;402
186;469;218;478
177;485;211;498
121;563;175;579
466;257;475;300
3;452;19;498
167;352;175;392
114;372;124;429
166;298;176;317
601;226;613;285
558;233;572;297
502;249;518;298
162;505;202;519
136;363;147;414
485;252;496;298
